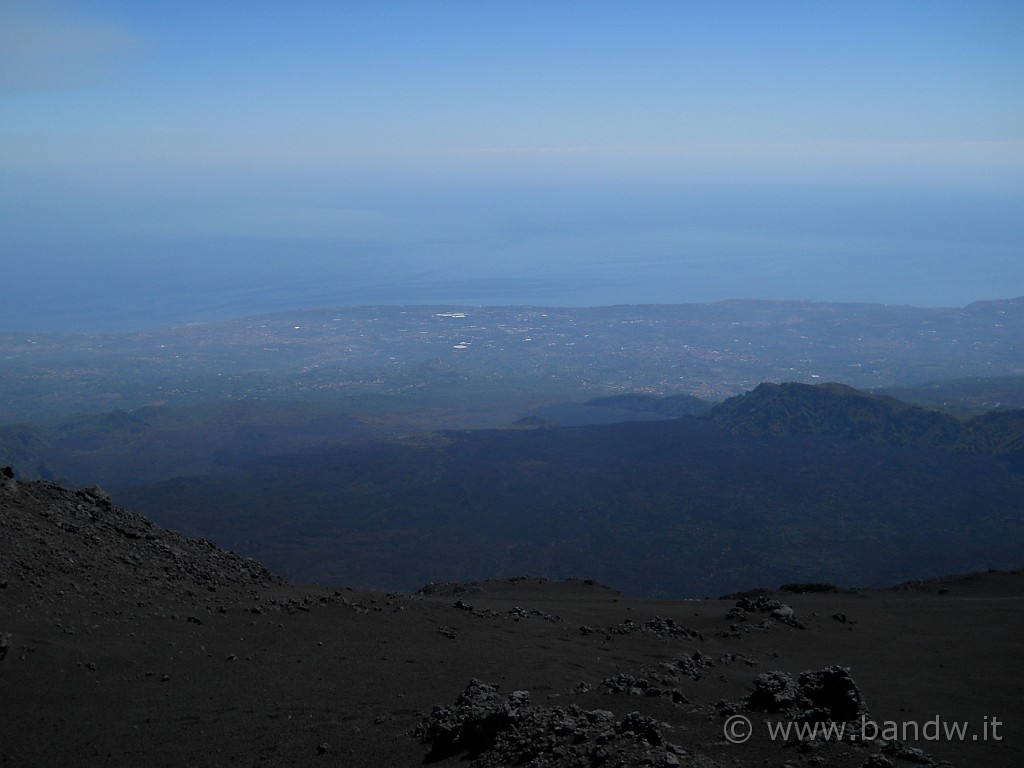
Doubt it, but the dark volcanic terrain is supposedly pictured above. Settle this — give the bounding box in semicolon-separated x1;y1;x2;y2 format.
109;382;1024;596
1;469;1021;767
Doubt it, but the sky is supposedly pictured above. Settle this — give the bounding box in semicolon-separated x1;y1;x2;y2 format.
1;0;1022;331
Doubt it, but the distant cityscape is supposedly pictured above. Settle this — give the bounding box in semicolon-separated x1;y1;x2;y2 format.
1;298;1021;423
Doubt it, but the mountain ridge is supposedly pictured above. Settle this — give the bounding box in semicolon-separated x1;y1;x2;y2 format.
709;381;1024;464
110;383;1024;597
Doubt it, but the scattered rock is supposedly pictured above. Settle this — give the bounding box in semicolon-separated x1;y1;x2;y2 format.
771;604;796;621
415;679;695;767
721;595;806;632
670;650;711;681
602;616;703;641
746;665;870;734
600;672;660;697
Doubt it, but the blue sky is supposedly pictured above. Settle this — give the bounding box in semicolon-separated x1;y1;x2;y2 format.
1;0;1022;330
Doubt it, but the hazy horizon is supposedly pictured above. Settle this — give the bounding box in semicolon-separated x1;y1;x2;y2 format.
2;1;1021;332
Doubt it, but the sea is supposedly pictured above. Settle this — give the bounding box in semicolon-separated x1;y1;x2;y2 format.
3;181;1021;334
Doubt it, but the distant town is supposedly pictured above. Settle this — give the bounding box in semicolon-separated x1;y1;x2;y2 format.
1;298;1021;423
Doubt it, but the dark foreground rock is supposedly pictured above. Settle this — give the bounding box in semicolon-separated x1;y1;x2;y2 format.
416;679;709;767
1;470;1019;767
747;665;869;725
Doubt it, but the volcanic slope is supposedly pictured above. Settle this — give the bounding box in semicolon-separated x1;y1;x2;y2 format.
115;383;1024;595
1;469;1021;767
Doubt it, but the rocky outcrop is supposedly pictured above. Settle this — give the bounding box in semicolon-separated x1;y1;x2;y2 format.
416;679;707;767
721;594;805;635
747;665;869;728
580;616;704;641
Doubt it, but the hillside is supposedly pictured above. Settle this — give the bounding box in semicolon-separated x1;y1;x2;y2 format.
112;384;1024;597
711;382;965;446
710;381;1024;465
2;469;1021;767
